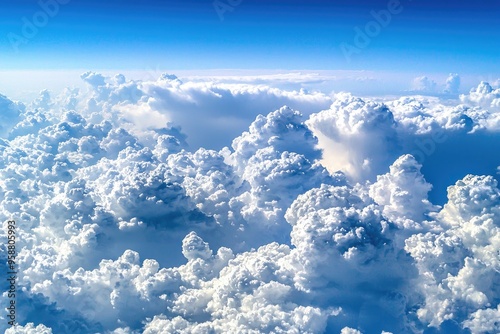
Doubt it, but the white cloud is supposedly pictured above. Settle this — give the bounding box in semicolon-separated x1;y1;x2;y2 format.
463;305;500;334
411;76;438;93
369;154;438;229
141;75;332;149
340;328;363;334
5;323;53;334
460;82;500;127
405;174;500;329
409;74;463;95
308;90;500;190
306;92;399;181
444;73;461;94
81;71;107;88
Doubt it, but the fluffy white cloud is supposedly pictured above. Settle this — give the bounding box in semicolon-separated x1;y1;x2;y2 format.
411;76;437;93
340;328;363;334
60;71;334;151
284;180;417;333
463;305;500;334
460;82;500;130
405;175;500;330
308;88;500;189
5;323;53;334
410;74;463;95
444;73;461;95
143;241;334;334
369;154;438;230
306;93;399;181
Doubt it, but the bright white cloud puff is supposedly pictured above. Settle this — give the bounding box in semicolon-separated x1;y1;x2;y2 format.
0;74;499;334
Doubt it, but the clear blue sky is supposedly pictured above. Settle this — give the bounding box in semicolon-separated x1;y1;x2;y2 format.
0;0;498;74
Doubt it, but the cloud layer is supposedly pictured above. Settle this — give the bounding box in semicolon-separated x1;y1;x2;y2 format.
1;73;499;333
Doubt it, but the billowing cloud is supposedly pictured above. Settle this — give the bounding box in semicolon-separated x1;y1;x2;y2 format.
444;73;461;95
308;87;500;200
411;76;438;93
460;81;500;113
0;73;499;334
78;72;332;150
306;93;399;181
5;323;53;334
410;74;462;96
405;175;500;331
369;154;438;231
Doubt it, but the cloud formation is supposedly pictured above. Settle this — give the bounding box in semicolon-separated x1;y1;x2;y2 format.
0;73;499;333
445;73;461;95
412;76;438;93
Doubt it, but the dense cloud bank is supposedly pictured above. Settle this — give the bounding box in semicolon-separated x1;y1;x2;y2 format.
1;73;499;333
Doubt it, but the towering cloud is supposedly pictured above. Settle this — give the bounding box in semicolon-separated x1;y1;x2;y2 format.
444;73;461;95
460;81;500;113
306;93;399;181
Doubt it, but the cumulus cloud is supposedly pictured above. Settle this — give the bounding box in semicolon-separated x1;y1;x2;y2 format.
444;73;461;95
369;154;438;232
5;323;53;334
411;76;438;93
460;81;500;113
139;74;331;149
1;73;500;334
405;175;500;331
308;87;500;196
463;305;500;334
340;328;363;334
306;92;399;181
410;74;462;95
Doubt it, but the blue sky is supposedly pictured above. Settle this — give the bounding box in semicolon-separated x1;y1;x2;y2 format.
0;0;498;74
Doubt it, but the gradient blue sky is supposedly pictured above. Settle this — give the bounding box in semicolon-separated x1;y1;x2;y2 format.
0;0;498;74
